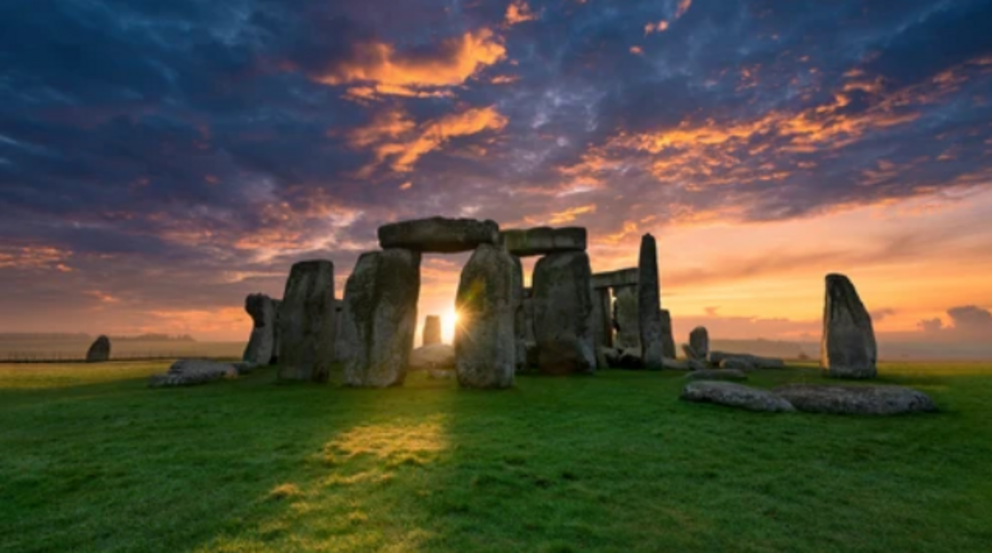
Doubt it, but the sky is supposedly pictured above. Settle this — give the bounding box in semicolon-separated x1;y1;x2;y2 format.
1;0;992;350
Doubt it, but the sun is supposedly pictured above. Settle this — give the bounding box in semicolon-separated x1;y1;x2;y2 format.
441;309;460;344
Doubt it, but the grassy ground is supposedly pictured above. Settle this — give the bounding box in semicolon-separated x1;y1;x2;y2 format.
0;340;243;362
1;361;991;552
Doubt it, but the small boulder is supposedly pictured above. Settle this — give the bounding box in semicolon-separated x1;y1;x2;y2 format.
86;335;111;363
149;359;238;388
774;384;936;415
688;326;709;360
680;381;795;413
686;369;748;382
409;344;455;371
378;217;499;253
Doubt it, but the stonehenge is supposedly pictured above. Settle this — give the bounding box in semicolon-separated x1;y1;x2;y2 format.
638;234;664;369
341;249;421;388
277;260;337;383
86;335;111;363
243;293;279;366
378;217;499;253
821;273;877;379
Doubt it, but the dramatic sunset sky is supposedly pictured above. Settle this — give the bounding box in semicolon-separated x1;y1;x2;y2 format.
2;0;991;351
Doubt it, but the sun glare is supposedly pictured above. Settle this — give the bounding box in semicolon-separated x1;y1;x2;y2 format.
441;310;460;344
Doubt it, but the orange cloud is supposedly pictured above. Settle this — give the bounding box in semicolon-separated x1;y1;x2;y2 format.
548;204;597;224
0;246;74;272
675;0;692;19
316;29;506;97
645;20;669;34
506;0;538;25
351;106;508;173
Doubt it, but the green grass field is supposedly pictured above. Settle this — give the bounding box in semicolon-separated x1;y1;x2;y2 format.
1;361;991;552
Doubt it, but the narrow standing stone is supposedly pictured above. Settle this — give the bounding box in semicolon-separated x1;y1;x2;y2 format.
510;255;527;373
243;293;278;365
613;286;640;349
423;315;443;346
86;335;111;363
688;326;709;360
455;244;516;388
638;234;664;369
277;260;336;382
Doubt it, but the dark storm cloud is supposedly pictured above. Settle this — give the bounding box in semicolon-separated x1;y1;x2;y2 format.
1;0;991;332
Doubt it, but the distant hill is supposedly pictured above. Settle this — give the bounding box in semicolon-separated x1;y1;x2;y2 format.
0;333;196;342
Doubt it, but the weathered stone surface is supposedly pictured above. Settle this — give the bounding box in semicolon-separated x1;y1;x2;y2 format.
511;255;527;373
522;288;536;343
409;344;455;371
86;335;111;363
524;340;539;369
710;351;786;370
149;359;238;388
687;369;748;382
378;217;499;253
455;244;516;388
277;260;336;382
618;347;643;369
613;286;640;349
501;227;586;256
243;293;278;365
775;384;936;415
423;315;443;346
638;234;664;369
532;251;596;375
680;382;795;412
591;268;639;290
660;308;676;359
591;287;613;358
822;273;877;379
661;358;694;371
271;299;282;364
719;357;755;372
342;249;421;388
688;326;709;360
600;346;621;368
334;298;352;363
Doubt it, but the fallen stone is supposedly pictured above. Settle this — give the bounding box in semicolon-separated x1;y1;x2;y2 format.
455;244;516;388
591;268;639;289
661;358;694;371
710;351;785;369
638;234;664;369
822;273;878;379
686;369;748;382
532;251;596;375
409;344;455;371
378;217;499;253
243;293;278;366
774;384;936;415
617;347;643;369
149;359;238;388
342;249;421;388
719;357;756;371
601;346;621;368
277;260;337;383
688;326;709;360
680;381;795;413
500;227;586;256
423;315;443;346
86;335;111;363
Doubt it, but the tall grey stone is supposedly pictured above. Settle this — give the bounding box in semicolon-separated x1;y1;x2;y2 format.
532;251;596;375
378;217;499;253
510;255;527;373
342;249;421;387
821;273;877;379
687;326;709;360
85;335;111;363
243;293;278;365
638;234;664;369
591;288;612;370
455;244;516;388
277;260;336;382
271;299;282;364
423;315;443;346
613;286;640;349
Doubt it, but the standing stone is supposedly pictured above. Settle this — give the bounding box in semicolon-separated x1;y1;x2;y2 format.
821;273;877;379
243;293;278;365
638;234;664;369
532;251;596;375
591;288;613;349
522;288;536;343
510;255;527;373
455;244;516;388
613;286;640;349
688;326;709;360
271;299;282;364
277;260;336;382
423;315;443;346
660;308;677;359
342;249;421;387
85;335;111;363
